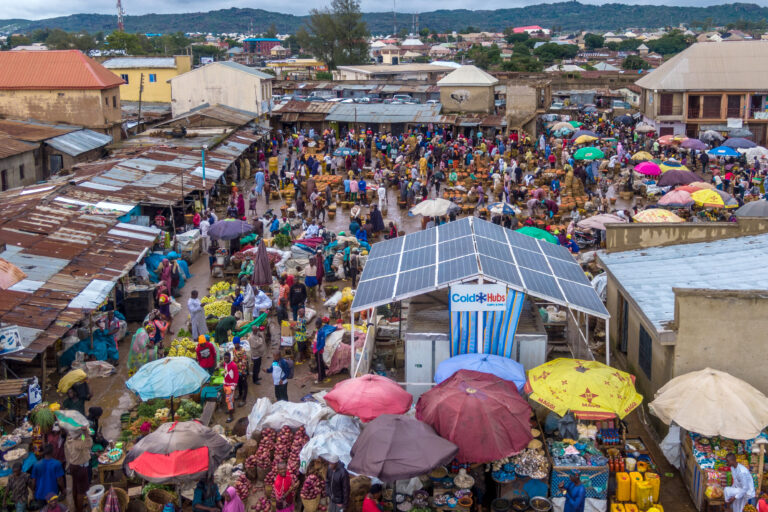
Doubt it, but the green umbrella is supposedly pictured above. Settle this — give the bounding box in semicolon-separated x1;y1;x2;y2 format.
574;147;605;160
516;226;558;244
568;121;583;128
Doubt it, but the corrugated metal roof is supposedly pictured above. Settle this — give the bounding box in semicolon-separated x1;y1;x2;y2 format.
0;50;124;90
274;101;335;114
45;129;112;156
156;103;257;127
103;57;177;69
0;119;77;142
0;136;36;159
599;233;768;332
326;103;443;124
636;41;768;91
215;61;274;79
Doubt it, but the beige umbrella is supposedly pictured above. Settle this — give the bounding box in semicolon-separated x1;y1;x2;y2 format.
649;368;768;439
409;198;459;217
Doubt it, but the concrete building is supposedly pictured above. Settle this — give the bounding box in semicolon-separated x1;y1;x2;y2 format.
0;137;37;191
505;78;551;137
103;56;191;103
0;50;124;139
169;61;273;117
598;226;768;412
243;38;281;57
437;65;499;114
334;64;454;81
636;41;768;144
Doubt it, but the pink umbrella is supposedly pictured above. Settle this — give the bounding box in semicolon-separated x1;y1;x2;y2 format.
324;375;413;422
634;162;661;176
577;213;627;231
658;189;693;208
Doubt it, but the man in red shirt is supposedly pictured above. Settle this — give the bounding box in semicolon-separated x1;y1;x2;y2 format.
196;335;216;375
362;484;382;512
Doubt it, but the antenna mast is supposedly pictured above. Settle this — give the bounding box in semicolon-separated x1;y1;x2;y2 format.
393;0;396;36
116;0;125;31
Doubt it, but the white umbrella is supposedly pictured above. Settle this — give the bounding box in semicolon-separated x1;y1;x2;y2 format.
409;198;459;217
634;123;655;133
649;368;768;439
738;146;768;162
576;213;627;231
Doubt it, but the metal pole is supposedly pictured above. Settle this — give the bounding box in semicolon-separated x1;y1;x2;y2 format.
350;310;355;378
136;73;144;136
477;277;484;354
202;144;208;209
605;317;611;366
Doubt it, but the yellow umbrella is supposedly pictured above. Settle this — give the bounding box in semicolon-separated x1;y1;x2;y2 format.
573;135;598;145
660;161;690;173
633;209;685;223
691;189;726;208
631;151;653;161
525;358;643;420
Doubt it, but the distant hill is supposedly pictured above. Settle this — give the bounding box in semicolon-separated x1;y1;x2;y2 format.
2;1;768;35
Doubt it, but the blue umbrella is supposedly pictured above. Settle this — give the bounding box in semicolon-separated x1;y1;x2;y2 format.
723;137;757;149
334;147;359;156
488;202;518;215
708;146;741;157
434;354;526;392
127;357;210;401
571;129;599;140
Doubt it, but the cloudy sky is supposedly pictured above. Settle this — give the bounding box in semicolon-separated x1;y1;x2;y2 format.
2;0;762;21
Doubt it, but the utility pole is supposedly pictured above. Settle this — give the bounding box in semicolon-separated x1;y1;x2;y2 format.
202;144;208;209
116;0;125;31
393;0;397;36
135;73;144;135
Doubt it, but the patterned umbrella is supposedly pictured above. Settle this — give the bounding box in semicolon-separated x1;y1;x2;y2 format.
525;358;642;420
658;190;693;208
632;209;684;223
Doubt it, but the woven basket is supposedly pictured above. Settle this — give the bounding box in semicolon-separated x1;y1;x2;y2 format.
302;497;320;512
99;487;129;512
145;489;177;512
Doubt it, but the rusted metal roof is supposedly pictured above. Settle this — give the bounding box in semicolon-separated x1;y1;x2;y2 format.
273;101;335;114
0;119;77;142
0;136;37;158
326;103;444;124
156;103;258;128
0;258;26;290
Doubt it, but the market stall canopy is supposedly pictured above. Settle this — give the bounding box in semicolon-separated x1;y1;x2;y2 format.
525;358;642;420
691;189;733;208
125;420;232;483
657;169;701;187
324;375;413;423
632;209;685;223
735;199;768;217
351;217;608;318
634;162;661;176
658;190;694;208
207;219;254;240
126;357;210;400
434;353;526;391
649;368;768;440
349;414;458;482
409;198;460;218
417;370;532;463
576;213;627;231
516;226;558;244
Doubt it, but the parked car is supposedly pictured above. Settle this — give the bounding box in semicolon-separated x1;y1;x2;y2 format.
392;94;413;102
307;97;327;102
353;97;371;104
550;101;565;110
426;99;440;104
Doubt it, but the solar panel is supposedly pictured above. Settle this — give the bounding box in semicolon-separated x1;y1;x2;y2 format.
475;236;512;260
548;258;589;284
519;267;564;302
438;255;479;284
506;230;545;252
404;228;436;250
359;255;398;281
439;236;474;261
396;266;436;295
400;246;436;271
367;236;404;260
558;279;609;316
512;247;550;274
479;255;523;288
474;218;506;240
352;276;395;309
437;217;472;241
537;238;575;261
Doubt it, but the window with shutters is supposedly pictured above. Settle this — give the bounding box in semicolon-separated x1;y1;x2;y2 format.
638;325;652;379
727;95;741;118
702;95;722;118
659;93;674;115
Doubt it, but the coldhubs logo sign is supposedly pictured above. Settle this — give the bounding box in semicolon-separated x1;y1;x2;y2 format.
450;284;508;312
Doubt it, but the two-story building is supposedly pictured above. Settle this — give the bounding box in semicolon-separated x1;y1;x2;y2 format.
103;55;191;103
636;41;768;144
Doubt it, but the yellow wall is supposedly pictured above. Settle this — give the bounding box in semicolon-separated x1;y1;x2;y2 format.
112;56;191;103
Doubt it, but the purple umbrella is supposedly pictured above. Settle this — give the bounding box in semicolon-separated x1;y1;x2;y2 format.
571;129;599;140
207;219;254;240
657;169;701;188
723;137;757;149
681;138;707;151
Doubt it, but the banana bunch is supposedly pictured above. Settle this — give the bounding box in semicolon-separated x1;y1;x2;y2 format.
204;301;231;318
210;281;231;295
200;295;216;304
168;337;197;358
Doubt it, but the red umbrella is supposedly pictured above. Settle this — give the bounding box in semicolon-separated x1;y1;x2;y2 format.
324;375;413;422
416;370;532;463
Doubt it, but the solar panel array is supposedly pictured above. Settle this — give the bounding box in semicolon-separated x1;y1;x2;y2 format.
351;217;609;318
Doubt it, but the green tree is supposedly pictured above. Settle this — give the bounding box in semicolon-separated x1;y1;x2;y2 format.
191;45;225;64
297;0;369;69
7;34;31;48
264;23;278;38
45;29;75;49
645;30;692;55
419;27;430;38
505;32;530;44
284;34;300;54
583;33;604;49
621;54;650;70
71;31;99;53
467;43;501;70
533;43;578;64
104;31;153;54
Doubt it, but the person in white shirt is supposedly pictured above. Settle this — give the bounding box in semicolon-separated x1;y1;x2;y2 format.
377;185;387;212
725;453;755;512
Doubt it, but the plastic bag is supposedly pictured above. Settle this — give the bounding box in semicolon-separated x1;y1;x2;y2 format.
246;397;331;438
299;415;361;473
660;424;682;470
